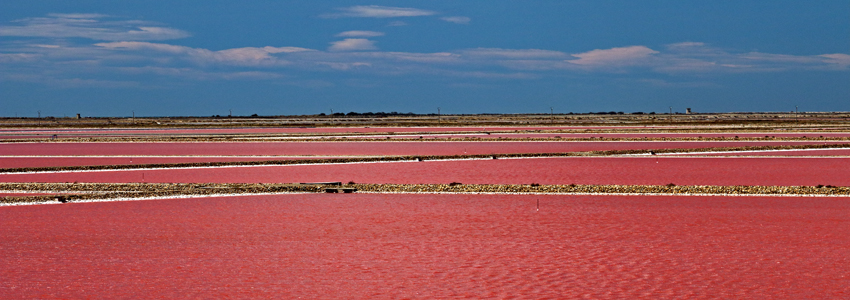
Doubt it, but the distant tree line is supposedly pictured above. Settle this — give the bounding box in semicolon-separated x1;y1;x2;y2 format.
205;111;668;118
318;111;417;117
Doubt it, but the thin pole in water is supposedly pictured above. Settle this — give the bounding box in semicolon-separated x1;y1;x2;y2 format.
536;199;539;212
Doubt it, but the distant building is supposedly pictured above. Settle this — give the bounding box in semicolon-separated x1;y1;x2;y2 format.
686;108;692;114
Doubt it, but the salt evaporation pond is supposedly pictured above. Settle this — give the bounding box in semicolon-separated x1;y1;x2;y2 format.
2;141;843;157
1;193;847;298
4;156;850;187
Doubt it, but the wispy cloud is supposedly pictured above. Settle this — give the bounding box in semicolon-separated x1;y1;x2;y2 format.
48;13;108;19
0;53;40;63
95;41;314;66
652;43;850;73
0;14;189;41
96;41;187;53
118;67;285;81
317;62;372;70
328;39;378;52
336;31;385;37
364;52;460;63
462;48;569;59
440;16;471;24
50;78;141;88
666;42;706;49
6;39;848;86
321;5;436;18
567;46;659;66
633;78;721;88
1;13;847;87
821;54;850;66
32;44;61;49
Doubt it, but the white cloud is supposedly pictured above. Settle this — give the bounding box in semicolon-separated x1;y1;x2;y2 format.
211;46;314;63
666;42;705;49
0;53;40;63
68;40;850;77
463;48;568;59
492;60;574;71
369;52;460;63
261;46;315;54
741;52;824;64
51;78;141;88
821;54;850;66
634;78;720;88
125;27;189;40
387;21;408;27
97;42;312;56
647;44;850;73
4;12;848;88
317;62;372;70
214;48;288;65
47;13;108;19
441;70;537;79
96;41;189;53
115;66;284;81
0;14;189;41
96;42;314;66
336;31;385;37
652;59;721;72
441;16;471;24
568;46;659;65
321;5;436;18
328;39;378;52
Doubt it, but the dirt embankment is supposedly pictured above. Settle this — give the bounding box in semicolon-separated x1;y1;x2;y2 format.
4;134;850;143
3;182;849;205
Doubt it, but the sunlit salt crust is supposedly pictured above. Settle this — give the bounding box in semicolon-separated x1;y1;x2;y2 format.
646;147;850;156
0;156;537;175
0;192;311;206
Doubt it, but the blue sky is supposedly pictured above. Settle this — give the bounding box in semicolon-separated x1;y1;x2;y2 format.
1;1;848;117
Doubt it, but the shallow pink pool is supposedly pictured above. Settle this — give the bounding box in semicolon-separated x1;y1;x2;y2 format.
3;157;848;187
1;141;842;157
1;193;847;298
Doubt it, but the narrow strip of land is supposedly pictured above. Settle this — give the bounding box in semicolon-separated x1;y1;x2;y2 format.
3;182;849;205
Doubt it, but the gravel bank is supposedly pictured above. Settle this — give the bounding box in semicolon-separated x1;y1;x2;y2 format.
3;136;850;143
3;182;848;205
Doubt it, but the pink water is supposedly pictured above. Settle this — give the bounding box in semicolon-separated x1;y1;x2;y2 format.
0;156;326;169
0;126;666;136
1;193;847;299
3;157;848;187
667;149;850;156
1;141;842;157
